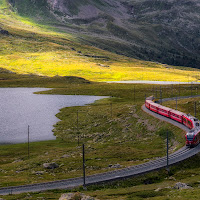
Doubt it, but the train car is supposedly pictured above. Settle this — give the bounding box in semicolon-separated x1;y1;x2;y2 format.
146;96;154;101
149;102;159;113
169;109;184;123
183;115;195;129
145;100;151;109
185;129;200;147
157;105;171;118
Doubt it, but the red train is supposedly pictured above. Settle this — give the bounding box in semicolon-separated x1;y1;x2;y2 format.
145;96;200;147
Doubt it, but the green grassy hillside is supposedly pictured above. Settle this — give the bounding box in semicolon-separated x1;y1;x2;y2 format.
0;0;200;82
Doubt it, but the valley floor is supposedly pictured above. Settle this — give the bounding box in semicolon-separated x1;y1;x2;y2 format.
1;75;200;199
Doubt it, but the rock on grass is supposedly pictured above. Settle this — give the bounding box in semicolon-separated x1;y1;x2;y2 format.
43;162;59;169
174;182;192;189
59;192;99;200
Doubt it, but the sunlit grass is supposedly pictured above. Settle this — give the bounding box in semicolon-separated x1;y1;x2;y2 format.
0;51;199;82
0;0;200;82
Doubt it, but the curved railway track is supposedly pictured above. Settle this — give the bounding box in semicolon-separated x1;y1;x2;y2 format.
1;95;200;195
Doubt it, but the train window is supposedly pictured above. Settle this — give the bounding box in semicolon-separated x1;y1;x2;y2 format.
183;118;187;123
188;121;192;125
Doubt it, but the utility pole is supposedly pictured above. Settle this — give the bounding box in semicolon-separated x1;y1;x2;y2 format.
28;125;30;159
77;110;80;146
134;86;136;103
179;84;180;97
176;96;178;110
171;84;173;97
194;102;197;118
191;82;192;96
153;86;154;96
110;103;112;118
160;86;162;105
166;130;169;172
156;87;157;99
82;144;86;189
76;110;87;144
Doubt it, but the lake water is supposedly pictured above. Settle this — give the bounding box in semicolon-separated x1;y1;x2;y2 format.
0;88;106;144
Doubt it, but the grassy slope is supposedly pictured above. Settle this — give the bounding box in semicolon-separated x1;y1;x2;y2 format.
0;0;200;82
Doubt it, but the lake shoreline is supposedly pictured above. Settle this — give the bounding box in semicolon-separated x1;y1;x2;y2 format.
0;88;107;144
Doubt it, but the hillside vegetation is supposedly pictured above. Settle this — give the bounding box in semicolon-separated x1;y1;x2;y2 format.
0;0;200;82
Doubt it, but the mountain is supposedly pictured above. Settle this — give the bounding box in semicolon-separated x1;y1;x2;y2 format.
8;0;200;69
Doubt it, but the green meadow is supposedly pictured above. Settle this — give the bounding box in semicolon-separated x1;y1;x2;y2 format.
1;77;200;199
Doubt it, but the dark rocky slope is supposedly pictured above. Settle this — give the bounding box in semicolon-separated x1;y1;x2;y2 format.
9;0;200;68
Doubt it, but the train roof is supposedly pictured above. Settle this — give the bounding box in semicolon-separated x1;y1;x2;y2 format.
183;114;197;120
186;128;200;136
169;109;185;116
149;102;159;106
186;131;195;136
157;105;171;111
146;99;153;103
146;96;154;101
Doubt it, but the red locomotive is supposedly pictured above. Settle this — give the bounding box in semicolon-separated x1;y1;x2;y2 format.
145;96;200;147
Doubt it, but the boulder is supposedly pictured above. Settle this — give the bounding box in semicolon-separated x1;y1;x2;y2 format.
43;162;59;169
59;193;98;200
34;171;44;175
61;154;70;158
12;159;23;163
154;188;161;192
109;163;121;168
0;29;9;35
174;182;192;189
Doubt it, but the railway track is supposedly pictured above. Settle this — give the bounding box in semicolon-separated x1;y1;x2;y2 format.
1;95;200;195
